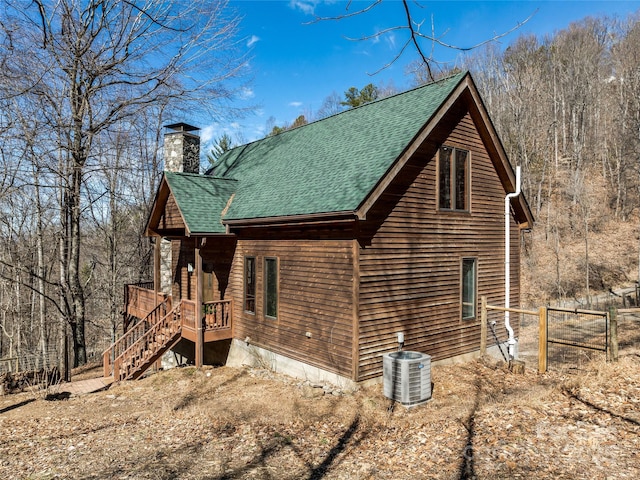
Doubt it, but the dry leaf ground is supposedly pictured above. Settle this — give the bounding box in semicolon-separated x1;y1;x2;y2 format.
1;318;639;480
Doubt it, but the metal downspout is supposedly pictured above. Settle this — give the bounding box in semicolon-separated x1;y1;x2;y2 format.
505;166;521;359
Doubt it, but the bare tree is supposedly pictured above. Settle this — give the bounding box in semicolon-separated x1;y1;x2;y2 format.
0;0;247;366
464;14;640;305
316;92;344;120
307;0;536;79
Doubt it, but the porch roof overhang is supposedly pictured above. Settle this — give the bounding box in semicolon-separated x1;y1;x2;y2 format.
146;172;237;237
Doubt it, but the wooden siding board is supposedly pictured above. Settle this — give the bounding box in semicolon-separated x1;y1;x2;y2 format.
230;239;355;378
161;195;186;230
357;111;522;381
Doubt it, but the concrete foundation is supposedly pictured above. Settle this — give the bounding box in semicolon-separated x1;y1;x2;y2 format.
163;337;513;390
226;339;358;391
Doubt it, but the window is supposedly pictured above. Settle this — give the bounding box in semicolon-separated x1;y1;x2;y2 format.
264;257;278;319
244;256;255;314
462;258;477;320
439;146;469;211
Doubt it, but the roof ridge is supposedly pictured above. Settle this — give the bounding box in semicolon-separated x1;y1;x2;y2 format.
270;70;468;135
166;171;239;182
209;71;467;178
216;70;467;157
319;70;468;119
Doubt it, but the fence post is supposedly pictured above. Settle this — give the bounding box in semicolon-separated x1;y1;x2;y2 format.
480;296;487;355
608;306;618;362
538;306;547;373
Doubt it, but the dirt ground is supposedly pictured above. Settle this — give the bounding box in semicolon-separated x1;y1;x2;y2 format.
1;318;639;480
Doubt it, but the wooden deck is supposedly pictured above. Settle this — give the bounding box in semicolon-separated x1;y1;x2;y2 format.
104;289;233;381
59;376;114;396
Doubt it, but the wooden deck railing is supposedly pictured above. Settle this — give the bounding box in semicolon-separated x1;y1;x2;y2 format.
204;299;233;333
124;283;169;322
178;300;232;332
104;292;233;380
180;299;197;330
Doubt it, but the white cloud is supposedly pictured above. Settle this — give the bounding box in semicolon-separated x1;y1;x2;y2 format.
200;122;243;148
385;33;396;50
200;124;219;145
288;0;326;15
247;35;260;48
289;0;314;15
240;87;255;100
200;122;246;155
289;101;303;108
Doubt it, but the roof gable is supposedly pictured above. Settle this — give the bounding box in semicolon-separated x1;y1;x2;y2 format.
146;172;237;236
211;72;468;222
186;71;534;230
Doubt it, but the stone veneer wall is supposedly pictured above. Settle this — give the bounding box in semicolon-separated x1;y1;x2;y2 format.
160;128;200;295
159;238;173;295
163;131;200;174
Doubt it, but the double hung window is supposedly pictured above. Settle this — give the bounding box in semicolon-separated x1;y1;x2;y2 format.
243;255;278;319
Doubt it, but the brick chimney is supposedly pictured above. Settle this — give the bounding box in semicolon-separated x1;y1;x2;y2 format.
164;123;200;173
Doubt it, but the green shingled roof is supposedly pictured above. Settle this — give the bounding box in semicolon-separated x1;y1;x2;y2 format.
210;72;466;222
164;172;237;234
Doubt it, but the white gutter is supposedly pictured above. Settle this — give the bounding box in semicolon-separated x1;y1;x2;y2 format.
505;166;521;360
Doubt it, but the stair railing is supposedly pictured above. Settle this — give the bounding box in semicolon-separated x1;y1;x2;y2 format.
103;299;170;377
112;301;185;381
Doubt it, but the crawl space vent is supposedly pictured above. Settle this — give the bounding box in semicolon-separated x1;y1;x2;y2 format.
383;351;432;406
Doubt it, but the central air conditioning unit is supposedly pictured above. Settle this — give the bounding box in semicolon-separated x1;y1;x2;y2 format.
383;351;432;407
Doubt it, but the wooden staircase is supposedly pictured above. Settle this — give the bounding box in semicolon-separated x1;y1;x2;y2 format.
103;301;184;381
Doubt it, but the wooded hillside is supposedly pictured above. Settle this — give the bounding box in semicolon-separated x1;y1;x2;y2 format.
1;8;639;369
464;13;640;307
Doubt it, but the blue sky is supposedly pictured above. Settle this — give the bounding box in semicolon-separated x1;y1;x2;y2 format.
199;0;640;149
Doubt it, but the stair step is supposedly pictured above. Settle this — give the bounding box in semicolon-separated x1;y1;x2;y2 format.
107;304;184;381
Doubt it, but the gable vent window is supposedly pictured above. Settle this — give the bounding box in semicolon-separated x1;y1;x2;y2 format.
439;146;469;211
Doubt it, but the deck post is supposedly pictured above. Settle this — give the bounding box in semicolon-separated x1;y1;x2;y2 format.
153;237;161;298
195;239;204;368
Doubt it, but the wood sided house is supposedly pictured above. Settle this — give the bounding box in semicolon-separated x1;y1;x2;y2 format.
103;72;534;386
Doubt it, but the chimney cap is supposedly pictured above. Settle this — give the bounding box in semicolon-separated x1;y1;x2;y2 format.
165;122;200;132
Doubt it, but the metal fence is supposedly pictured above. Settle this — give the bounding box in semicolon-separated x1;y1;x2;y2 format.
0;346;61;375
546;307;608;371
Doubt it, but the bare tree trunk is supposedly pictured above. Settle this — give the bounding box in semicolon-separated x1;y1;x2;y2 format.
68;165;87;367
0;0;246;367
34;166;48;367
584;214;591;308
